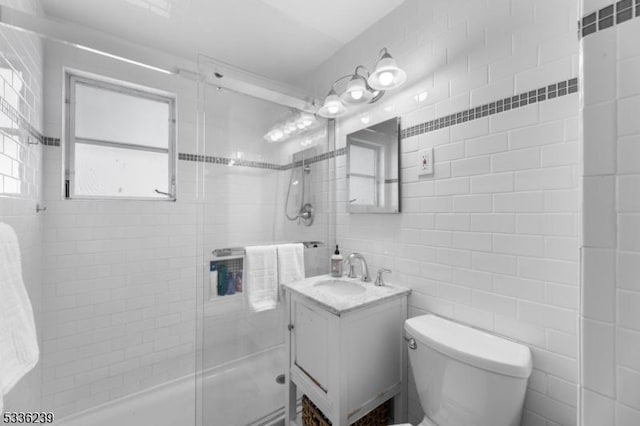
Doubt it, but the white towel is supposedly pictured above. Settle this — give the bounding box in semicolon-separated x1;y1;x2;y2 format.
245;245;279;312
276;243;305;285
0;223;39;413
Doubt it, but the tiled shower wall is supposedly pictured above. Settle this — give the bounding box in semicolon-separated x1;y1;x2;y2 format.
199;155;331;369
0;0;44;413
40;41;200;417
275;143;334;277
301;0;581;424
40;40;330;417
580;1;640;424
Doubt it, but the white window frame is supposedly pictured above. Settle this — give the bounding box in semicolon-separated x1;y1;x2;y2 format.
65;71;177;201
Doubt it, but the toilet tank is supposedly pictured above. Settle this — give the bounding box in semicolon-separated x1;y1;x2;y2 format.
405;315;532;426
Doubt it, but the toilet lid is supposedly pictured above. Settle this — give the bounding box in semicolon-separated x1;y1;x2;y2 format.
405;314;532;378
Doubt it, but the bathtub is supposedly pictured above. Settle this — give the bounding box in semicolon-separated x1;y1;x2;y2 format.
56;346;287;426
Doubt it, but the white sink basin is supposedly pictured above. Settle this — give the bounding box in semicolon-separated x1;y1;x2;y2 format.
283;274;411;315
313;279;366;296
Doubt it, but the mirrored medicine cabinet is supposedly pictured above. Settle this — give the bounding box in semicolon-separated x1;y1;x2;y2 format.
346;117;401;213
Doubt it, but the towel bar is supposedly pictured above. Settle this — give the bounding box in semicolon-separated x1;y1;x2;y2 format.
212;241;324;257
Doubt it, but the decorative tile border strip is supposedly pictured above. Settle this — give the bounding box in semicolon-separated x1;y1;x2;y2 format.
34;76;580;170
400;78;578;139
580;0;639;38
43;137;61;146
0;91;345;168
178;146;347;171
178;153;283;170
37;137;345;171
283;147;347;170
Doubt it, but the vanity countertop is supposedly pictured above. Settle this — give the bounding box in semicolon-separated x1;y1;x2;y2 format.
282;274;411;315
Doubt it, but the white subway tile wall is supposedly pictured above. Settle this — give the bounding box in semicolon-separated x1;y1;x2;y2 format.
0;0;44;413
302;0;581;424
40;42;201;417
2;0;637;423
581;5;640;425
40;42;331;418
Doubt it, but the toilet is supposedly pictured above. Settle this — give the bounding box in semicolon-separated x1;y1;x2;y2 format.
396;314;532;426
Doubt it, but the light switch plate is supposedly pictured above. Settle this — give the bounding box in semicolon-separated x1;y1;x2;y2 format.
418;148;434;176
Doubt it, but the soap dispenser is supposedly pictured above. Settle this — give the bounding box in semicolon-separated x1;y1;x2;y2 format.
331;245;343;277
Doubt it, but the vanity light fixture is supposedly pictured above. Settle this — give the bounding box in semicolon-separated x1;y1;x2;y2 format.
264;112;319;142
317;48;406;118
318;88;348;118
367;48;407;90
341;66;377;104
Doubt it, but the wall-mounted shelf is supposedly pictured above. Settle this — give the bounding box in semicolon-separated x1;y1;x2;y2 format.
211;254;244;262
209;256;244;301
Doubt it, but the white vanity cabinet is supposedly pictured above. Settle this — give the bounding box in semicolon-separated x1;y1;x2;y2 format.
283;277;409;426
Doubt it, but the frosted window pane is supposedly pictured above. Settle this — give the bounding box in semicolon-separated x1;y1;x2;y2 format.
75;83;169;149
350;144;375;176
75;143;168;198
350;176;375;205
0;111;16;129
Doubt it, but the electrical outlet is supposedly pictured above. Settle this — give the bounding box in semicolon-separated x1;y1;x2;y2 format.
418;148;434;176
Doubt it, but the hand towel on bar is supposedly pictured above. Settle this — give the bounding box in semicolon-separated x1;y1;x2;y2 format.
245;245;279;312
276;243;305;285
0;223;39;413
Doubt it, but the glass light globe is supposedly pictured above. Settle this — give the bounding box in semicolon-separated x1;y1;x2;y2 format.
319;89;347;117
350;90;363;100
379;71;394;86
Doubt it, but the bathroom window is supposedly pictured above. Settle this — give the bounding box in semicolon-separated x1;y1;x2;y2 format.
65;72;176;200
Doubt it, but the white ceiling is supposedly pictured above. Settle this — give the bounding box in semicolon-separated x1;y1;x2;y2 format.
41;0;405;84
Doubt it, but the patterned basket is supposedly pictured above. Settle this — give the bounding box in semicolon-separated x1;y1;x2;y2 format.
301;395;389;426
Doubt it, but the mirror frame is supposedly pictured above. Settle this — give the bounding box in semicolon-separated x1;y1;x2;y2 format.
346;117;401;214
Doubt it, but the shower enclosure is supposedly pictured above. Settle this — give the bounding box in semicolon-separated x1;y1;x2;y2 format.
194;56;333;425
30;35;204;425
0;16;334;423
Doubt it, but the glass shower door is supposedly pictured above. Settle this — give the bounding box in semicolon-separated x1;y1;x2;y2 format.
194;55;332;426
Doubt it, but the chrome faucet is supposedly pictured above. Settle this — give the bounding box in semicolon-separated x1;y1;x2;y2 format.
375;268;391;286
344;253;371;282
